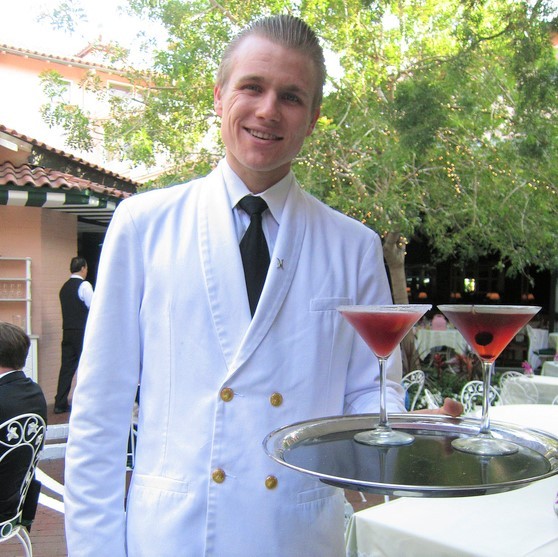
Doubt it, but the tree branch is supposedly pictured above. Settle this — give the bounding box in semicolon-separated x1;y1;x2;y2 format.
208;0;238;24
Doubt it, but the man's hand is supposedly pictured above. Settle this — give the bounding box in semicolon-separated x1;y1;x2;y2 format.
413;397;463;417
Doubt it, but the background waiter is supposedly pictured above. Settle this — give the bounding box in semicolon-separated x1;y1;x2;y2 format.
54;256;93;414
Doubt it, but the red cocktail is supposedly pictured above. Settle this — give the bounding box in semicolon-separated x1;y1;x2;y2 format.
439;308;536;362
340;310;423;358
338;304;431;446
439;305;541;456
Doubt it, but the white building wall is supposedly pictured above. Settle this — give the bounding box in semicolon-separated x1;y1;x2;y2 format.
0;49;154;180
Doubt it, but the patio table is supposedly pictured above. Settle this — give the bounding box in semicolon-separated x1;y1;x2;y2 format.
345;404;558;557
500;375;558;404
415;328;468;360
542;361;558;378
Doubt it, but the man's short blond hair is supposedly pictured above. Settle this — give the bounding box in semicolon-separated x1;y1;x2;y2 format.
216;15;326;111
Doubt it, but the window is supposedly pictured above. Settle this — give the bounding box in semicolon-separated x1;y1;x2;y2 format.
107;81;133;98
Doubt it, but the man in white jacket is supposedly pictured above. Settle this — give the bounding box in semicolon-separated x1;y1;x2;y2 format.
64;15;461;557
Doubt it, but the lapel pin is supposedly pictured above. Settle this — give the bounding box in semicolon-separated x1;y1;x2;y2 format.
276;258;284;269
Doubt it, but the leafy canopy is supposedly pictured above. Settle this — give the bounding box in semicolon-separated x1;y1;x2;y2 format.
42;0;558;276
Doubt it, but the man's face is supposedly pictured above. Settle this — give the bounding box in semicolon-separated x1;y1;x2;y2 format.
214;35;320;193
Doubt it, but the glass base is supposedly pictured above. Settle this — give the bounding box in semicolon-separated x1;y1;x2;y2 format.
354;427;415;447
451;434;519;456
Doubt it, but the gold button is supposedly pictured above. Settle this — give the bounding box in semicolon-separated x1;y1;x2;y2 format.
220;388;234;402
265;475;278;489
212;468;226;483
270;392;283;407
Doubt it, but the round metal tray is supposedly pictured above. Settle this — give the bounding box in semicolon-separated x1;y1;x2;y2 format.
263;414;558;497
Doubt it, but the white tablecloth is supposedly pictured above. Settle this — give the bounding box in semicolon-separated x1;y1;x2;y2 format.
346;405;558;557
500;375;558;405
522;376;558;404
415;329;468;360
346;476;558;557
489;403;558;432
542;361;558;378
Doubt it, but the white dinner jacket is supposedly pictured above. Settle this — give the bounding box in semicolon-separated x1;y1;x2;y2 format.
64;161;405;557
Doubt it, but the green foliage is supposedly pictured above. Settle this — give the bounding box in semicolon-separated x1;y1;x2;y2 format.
393;79;450;155
38;0;87;33
40;70;94;150
417;349;482;409
42;0;558;275
423;370;468;406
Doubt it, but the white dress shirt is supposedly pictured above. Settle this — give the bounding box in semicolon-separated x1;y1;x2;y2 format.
221;159;292;257
70;274;94;309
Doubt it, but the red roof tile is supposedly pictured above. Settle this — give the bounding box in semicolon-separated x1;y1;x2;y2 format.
0;43;127;75
0;161;132;200
0;124;140;189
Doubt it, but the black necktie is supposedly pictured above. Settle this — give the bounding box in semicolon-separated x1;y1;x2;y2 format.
238;195;270;316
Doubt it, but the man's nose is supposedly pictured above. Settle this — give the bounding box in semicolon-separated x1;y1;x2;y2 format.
255;92;280;121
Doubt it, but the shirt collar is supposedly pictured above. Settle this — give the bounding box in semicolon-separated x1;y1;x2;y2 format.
0;369;21;379
220;159;293;225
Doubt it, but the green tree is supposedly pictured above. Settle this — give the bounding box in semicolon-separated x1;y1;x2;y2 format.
42;0;558;309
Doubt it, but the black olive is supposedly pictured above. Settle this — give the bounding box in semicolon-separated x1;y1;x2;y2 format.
475;331;493;346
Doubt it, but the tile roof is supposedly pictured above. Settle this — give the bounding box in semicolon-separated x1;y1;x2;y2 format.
0;124;140;189
0;161;132;229
0;161;132;200
0;43;127;75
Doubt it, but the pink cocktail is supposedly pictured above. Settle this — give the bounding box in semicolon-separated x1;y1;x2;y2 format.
340;310;424;358
338;304;431;446
439;305;541;456
439;308;536;362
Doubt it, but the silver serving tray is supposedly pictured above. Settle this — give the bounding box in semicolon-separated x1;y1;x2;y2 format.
263;414;558;497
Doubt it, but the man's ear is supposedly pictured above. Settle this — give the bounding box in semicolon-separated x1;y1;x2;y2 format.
214;85;223;116
306;108;320;136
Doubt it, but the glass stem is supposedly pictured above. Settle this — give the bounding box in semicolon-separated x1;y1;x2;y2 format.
479;361;494;435
378;356;389;429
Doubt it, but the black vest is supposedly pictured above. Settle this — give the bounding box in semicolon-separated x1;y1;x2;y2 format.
59;277;88;330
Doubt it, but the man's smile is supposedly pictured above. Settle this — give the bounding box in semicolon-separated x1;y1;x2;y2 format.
246;128;283;141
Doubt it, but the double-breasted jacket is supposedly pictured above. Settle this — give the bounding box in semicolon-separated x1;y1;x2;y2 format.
64;162;405;556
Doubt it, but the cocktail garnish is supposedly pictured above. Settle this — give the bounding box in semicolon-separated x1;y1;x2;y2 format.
475;332;493;346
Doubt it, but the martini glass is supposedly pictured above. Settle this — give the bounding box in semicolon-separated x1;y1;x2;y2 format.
438;304;541;456
338;304;431;446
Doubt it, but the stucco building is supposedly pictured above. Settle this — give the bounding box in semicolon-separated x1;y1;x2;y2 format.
0;42;142;404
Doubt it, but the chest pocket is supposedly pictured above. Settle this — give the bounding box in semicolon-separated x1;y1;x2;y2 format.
310;297;352;312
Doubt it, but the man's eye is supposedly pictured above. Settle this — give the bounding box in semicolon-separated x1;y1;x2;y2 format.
244;84;261;92
283;93;301;103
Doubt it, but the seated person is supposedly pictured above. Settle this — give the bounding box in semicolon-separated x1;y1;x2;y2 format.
431;314;448;331
0;322;47;528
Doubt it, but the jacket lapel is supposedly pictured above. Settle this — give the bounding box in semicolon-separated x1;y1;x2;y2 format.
199;168;307;377
198;166;252;369
230;182;306;372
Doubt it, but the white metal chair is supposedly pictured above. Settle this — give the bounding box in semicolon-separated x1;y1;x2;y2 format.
498;371;523;389
127;422;138;471
0;413;46;557
423;388;442;409
460;381;501;415
127;388;140;471
402;370;425;411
